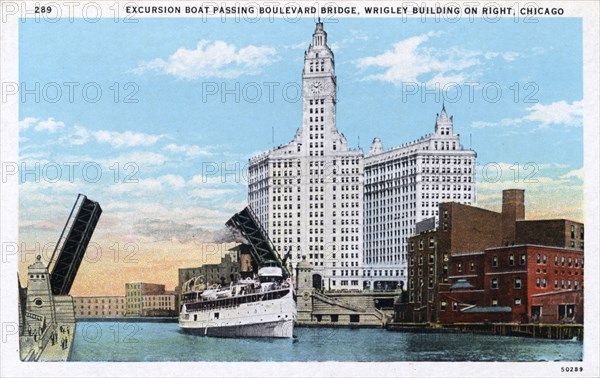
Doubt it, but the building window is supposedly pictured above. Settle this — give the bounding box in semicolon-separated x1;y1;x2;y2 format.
536;277;540;288
514;298;522;305
440;301;447;311
570;224;575;239
492;255;498;267
492;299;498;307
520;254;526;265
457;263;462;273
542;278;547;288
536;254;541;263
470;262;475;271
554;279;558;288
509;254;515;266
515;278;522;289
452;302;458;311
491;278;499;289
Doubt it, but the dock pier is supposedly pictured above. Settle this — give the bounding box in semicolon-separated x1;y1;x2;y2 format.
387;322;583;341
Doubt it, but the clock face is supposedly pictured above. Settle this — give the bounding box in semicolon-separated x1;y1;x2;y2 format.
311;81;323;94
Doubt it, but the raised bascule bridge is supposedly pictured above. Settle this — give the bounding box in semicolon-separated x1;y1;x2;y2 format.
19;194;102;361
226;207;398;328
225;206;291;279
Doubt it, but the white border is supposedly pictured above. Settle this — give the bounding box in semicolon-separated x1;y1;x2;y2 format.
1;1;598;377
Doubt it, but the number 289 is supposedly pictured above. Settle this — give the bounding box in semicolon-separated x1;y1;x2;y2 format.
35;6;52;13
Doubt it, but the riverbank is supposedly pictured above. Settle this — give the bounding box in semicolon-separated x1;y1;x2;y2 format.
76;316;178;323
387;322;583;341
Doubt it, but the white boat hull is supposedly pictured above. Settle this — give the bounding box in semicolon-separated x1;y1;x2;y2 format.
179;288;295;338
181;319;294;338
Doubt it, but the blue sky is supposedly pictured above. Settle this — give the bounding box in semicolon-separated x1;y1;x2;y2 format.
18;17;583;293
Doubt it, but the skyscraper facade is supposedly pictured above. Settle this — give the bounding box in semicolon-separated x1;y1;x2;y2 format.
248;22;477;292
248;21;364;290
363;108;477;290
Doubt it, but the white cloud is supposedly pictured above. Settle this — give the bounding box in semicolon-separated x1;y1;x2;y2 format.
34;117;65;132
93;129;164;148
188;174;245;187
220;200;248;211
159;174;186;189
524;100;583;128
163;143;212;157
502;51;520;61
330;30;369;51
472;100;583;129
99;151;169;167
189;188;238;199
71;126;90;145
19;117;38;130
355;32;523;86
561;168;584;181
284;40;309;50
20;179;79;194
109;178;163;195
133;40;278;79
355;32;482;86
472;118;523;129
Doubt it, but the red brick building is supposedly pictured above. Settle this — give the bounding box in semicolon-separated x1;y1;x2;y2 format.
439;244;583;324
397;189;584;325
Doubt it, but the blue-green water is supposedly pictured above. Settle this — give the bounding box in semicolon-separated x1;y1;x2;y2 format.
71;321;582;362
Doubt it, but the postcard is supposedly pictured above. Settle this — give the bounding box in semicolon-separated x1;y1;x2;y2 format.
0;1;598;377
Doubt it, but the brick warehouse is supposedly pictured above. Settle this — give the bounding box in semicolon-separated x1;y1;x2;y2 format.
440;245;583;324
397;189;584;324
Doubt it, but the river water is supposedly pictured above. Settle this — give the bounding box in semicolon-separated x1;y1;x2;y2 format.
70;321;582;362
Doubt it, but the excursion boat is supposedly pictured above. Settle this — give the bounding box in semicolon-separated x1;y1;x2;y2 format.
179;264;296;338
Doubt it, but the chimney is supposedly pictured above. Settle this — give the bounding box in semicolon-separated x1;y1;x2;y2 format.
501;189;525;245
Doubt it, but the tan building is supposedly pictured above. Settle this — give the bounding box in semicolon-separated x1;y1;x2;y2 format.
178;252;241;292
142;293;178;317
126;282;165;316
73;296;126;318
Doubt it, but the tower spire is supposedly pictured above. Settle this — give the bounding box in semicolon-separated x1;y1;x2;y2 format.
312;18;327;47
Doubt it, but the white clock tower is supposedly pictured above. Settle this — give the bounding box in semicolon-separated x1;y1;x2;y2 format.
248;21;365;291
301;19;337;140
